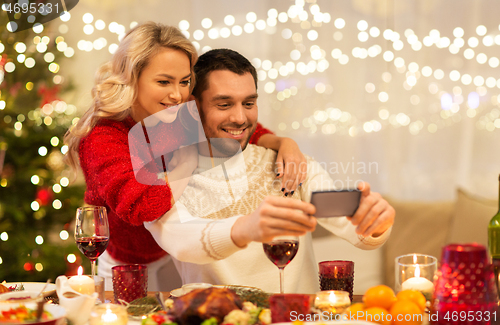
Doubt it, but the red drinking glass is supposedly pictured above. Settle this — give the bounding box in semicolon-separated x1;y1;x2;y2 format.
269;293;313;323
112;264;148;304
318;260;354;301
431;243;498;325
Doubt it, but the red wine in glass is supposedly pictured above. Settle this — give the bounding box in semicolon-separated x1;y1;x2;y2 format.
263;236;299;293
76;236;109;259
75;206;109;276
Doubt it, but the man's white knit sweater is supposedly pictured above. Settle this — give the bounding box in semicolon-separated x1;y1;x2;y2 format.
145;144;390;294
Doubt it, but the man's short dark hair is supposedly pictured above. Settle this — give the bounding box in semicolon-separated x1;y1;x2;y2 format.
192;49;258;100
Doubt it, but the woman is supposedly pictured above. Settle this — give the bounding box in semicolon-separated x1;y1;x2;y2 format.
64;22;307;291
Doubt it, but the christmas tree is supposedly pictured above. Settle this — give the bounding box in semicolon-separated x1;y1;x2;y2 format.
0;11;86;282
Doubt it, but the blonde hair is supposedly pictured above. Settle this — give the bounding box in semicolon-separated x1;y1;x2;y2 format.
64;22;198;179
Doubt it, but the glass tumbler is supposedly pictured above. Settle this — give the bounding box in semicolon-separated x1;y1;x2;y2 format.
318;260;354;301
269;293;313;323
395;253;437;300
431;243;498;325
112;264;148;304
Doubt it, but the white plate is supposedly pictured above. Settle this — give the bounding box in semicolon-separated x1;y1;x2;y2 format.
170;288;184;297
0;291;39;302
3;282;57;296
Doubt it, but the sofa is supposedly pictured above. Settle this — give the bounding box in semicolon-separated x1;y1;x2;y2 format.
311;189;498;294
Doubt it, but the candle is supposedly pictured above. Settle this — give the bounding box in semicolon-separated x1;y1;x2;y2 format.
401;264;434;299
90;304;128;325
314;291;350;316
68;266;95;295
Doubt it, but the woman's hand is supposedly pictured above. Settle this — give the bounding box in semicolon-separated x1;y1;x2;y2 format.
275;138;307;196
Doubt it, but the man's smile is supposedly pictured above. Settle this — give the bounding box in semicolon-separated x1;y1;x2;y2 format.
221;127;248;139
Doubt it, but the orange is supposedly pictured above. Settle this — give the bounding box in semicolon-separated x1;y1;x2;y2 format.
363;285;397;310
389;300;423;325
396;290;426;313
344;302;365;320
358;307;391;325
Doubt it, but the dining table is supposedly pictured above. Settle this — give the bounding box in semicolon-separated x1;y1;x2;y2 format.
102;292;367;325
90;292;500;325
103;291;365;303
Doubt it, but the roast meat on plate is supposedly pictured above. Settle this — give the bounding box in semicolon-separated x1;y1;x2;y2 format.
169;287;243;325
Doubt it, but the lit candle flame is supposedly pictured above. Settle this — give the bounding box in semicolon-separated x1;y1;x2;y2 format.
415;264;420;278
101;309;118;322
413;254;417;264
77;265;83;276
329;291;338;303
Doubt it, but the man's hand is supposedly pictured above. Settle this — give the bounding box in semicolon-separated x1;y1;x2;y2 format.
347;182;395;237
231;196;317;247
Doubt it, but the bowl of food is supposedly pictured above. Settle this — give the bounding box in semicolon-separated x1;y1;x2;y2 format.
0;291;40;303
0;302;66;325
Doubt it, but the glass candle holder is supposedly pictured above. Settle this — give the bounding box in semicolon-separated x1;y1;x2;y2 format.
395;253;437;300
112;264;148;304
431;243;498;325
314;290;351;319
269;293;313;323
318;260;354;302
90;303;128;325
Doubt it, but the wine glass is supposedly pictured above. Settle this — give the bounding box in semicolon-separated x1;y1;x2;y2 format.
74;206;110;276
263;236;299;293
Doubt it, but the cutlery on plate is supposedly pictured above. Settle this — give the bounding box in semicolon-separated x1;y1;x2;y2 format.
36;279;51;298
155;292;168;311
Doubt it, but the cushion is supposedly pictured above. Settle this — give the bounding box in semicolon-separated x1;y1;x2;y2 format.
382;197;454;289
446;188;497;247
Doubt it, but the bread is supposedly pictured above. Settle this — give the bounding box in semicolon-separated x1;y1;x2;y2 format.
0;284;10;294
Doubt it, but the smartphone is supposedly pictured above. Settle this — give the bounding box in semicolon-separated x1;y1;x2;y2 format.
310;189;361;218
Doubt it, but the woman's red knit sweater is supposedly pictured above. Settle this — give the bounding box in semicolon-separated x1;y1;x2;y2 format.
79;116;271;264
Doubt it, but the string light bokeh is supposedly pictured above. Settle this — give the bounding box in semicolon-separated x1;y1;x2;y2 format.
3;0;496;138
2;0;500;267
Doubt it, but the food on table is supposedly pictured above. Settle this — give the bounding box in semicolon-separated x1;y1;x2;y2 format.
127;296;162;317
0;283;25;293
344;302;365;319
169;287;242;325
363;284;397;310
359;307;391;325
142;288;271;325
0;284;9;294
6;296;34;301
389;300;423;325
221;301;270;325
395;290;426;313
0;305;52;322
224;286;271;308
344;287;425;325
141;310;177;325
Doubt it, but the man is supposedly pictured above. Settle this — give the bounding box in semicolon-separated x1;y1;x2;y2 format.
145;49;395;293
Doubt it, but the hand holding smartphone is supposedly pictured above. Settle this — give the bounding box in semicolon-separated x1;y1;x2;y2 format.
310;189;361;218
